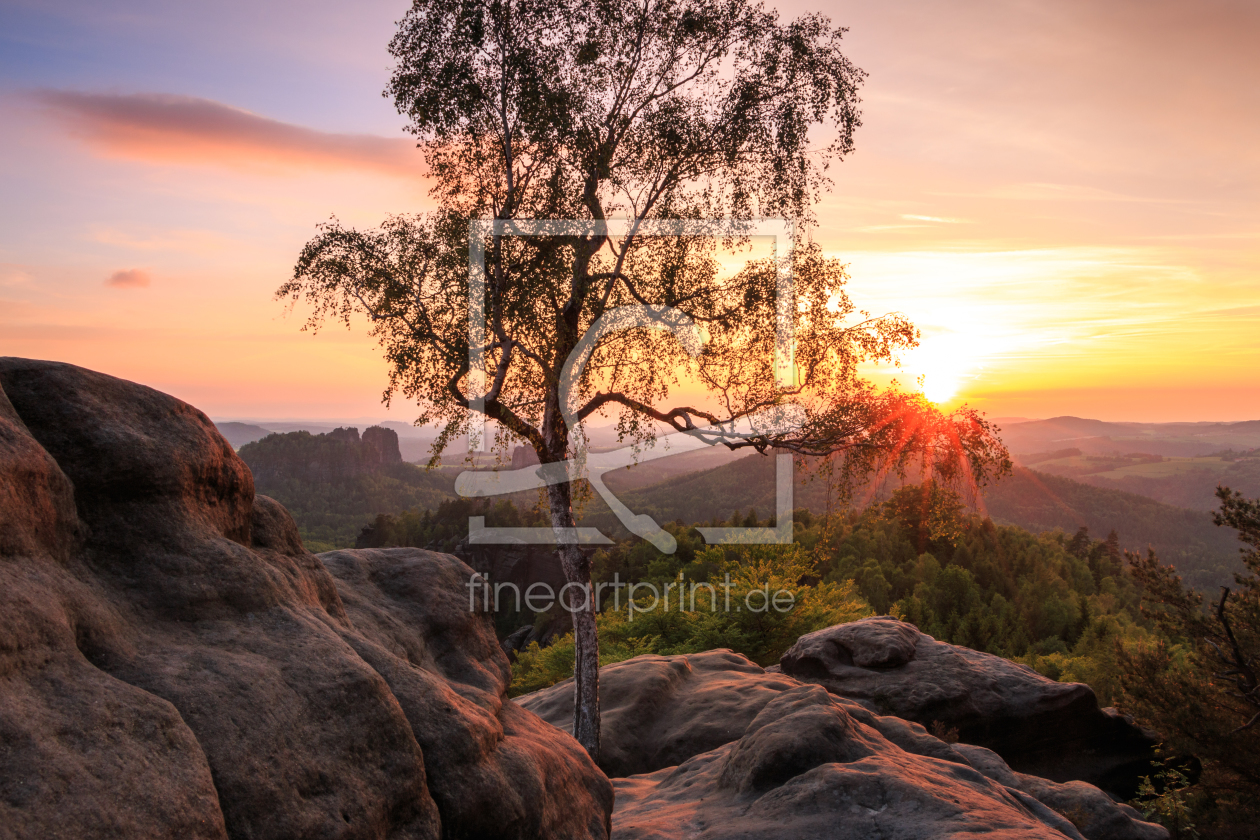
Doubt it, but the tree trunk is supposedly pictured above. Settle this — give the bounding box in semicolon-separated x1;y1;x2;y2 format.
545;480;601;759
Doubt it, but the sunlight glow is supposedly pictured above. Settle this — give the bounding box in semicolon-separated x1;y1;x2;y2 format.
921;371;962;404
900;331;999;405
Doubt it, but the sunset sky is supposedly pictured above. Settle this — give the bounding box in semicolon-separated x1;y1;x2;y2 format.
1;0;1257;423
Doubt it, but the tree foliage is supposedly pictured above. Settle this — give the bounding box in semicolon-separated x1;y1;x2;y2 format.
1115;486;1260;831
816;495;1145;678
281;0;1007;476
510;541;871;694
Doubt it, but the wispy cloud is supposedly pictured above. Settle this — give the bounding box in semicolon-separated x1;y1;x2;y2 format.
901;214;969;224
937;183;1185;204
0;266;36;288
0;298;35;318
104;268;151;288
32;90;422;177
90;226;238;255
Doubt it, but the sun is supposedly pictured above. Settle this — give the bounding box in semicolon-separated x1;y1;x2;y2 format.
902;332;988;405
921;371;962;404
865;327;999;406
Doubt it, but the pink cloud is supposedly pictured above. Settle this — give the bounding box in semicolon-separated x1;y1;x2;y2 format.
34;91;423;177
105;268;152;289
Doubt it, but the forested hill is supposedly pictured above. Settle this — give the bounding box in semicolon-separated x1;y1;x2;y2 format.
1016;448;1260;512
982;468;1239;588
237;427;455;551
580;455;1241;588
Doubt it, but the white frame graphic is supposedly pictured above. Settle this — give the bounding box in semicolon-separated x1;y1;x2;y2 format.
459;218;797;553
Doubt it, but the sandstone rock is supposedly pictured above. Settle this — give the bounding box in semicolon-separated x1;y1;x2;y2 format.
320;547;613;840
522;648;971;778
362;426;403;465
502;624;535;659
780;616;1159;796
518;650;801;777
453;535;579;650
612;683;1091;840
1;372;229;840
955;745;1168;840
523;649;1166;840
0;358;612;840
454;537;572;612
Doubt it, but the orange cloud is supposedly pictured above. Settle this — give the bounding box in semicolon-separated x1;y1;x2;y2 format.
104;268;151;289
34;91;423;177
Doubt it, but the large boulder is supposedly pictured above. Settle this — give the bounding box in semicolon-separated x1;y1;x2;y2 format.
1;363;230;840
612;683;1092;840
453;537;577;652
319;547;612;839
779;616;1159;796
0;358;612;840
521;651;1166;840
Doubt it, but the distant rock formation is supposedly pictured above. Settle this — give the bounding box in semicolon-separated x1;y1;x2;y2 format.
778;616;1160;797
521;650;1167;840
239;424;403;483
0;358;611;840
362;425;403;465
512;445;541;469
326;425;362;444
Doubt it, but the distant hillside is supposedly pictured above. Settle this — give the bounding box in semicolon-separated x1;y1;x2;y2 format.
1017;449;1260;511
998;415;1260;458
214;421;274;449
981;468;1240;589
581;452;799;527
579;454;1243;589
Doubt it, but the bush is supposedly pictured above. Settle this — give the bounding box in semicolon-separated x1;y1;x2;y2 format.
509;542;871;695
